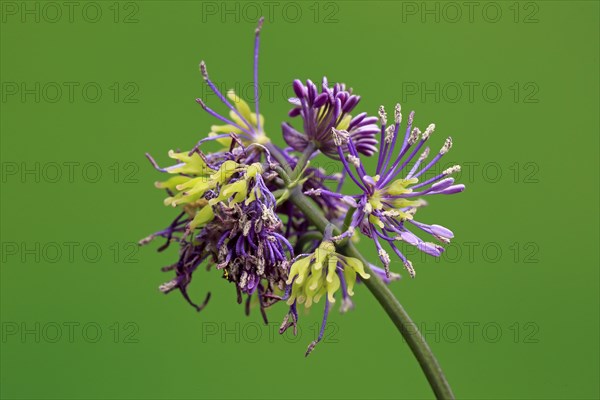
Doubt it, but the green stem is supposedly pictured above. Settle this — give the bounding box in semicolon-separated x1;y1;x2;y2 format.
272;189;287;198
337;207;356;248
291;141;317;181
288;186;455;400
295;231;323;253
265;142;293;174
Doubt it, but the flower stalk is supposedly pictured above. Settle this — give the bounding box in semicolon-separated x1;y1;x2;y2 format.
291;141;317;181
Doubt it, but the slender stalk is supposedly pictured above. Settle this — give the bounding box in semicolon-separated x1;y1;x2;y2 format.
265;142;293;174
342;245;455;400
337;207;356;248
291;141;317;181
288;185;455;400
295;231;323;253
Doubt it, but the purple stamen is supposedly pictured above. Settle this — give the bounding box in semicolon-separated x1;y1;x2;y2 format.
336;145;367;192
305;299;331;357
335;169;347;192
196;98;254;137
380;137;426;187
413;152;444;179
380;123;400;174
199;63;254;133
253;17;264;134
376;123;387;174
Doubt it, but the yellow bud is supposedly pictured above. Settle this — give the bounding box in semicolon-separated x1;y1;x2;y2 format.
166;190;205;207
155;175;189;191
212;160;240;183
343;257;370;280
343;265;358;296
287;283;302;305
387;177;419;195
307;264;324;291
246;163;263;178
369;214;385;229
221;180;248;204
391;198;425;209
304;284;315;308
175;176;211;192
286;256;311;285
210;125;242;134
326;255;339;283
189;205;214;229
166;151;212;176
313;285;327;304
312;246;331;271
326;272;340;303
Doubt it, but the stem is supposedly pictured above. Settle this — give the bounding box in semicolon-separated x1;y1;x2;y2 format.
272;189;287;198
265;142;293;174
295;231;323;253
342;246;455;400
288;186;455;400
291;141;317;181
337;207;356;248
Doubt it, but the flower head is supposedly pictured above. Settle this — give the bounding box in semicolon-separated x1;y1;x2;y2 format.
193;17;270;149
286;240;370;307
279;235;370;355
144;138;293;316
202;89;267;147
328;104;465;278
282;77;379;158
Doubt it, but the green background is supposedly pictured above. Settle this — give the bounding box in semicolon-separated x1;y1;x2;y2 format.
1;1;598;399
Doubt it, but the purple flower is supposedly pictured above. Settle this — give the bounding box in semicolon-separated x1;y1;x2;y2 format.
329;104;465;278
143;141;294;317
193;17;272;149
282;77;379;158
215;174;293;298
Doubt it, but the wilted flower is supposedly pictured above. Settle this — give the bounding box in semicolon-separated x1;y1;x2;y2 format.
282;77;379;158
144;139;292;315
324;104;464;277
214;174;293;297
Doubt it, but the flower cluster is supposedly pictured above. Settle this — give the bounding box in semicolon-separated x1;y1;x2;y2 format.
143;18;465;356
283;78;379;158
313;104;465;278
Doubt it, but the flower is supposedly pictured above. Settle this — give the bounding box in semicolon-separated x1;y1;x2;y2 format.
280;238;370;355
323;104;464;278
144;135;295;312
197;89;268;147
145;148;293;317
194;17;270;149
214;174;293;298
282;77;379;158
154;154;265;230
287;240;370;306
